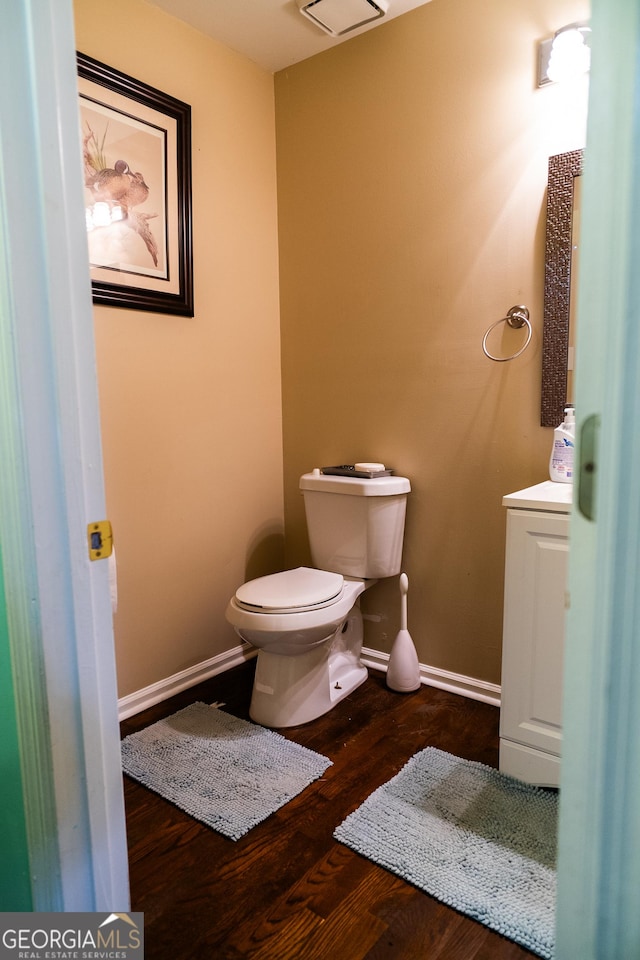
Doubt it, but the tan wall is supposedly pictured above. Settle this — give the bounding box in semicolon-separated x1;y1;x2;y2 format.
275;0;589;683
74;0;589;700
74;0;283;697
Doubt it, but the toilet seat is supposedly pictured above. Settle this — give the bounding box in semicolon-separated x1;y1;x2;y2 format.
226;576;370;654
235;567;344;614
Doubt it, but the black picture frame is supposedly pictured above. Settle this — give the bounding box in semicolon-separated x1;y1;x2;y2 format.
77;52;193;317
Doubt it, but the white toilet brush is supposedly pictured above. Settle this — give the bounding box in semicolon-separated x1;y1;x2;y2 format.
386;573;421;692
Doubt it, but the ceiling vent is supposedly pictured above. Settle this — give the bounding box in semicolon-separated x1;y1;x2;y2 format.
296;0;389;37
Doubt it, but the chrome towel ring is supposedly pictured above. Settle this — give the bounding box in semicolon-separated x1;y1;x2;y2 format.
482;305;532;362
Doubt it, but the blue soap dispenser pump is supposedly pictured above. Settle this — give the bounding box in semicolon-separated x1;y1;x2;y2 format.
549;405;575;483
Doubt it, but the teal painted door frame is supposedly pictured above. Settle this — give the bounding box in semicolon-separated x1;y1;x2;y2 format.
0;549;31;908
556;0;640;955
0;0;129;909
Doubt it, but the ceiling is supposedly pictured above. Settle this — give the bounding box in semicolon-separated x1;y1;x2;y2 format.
145;0;433;73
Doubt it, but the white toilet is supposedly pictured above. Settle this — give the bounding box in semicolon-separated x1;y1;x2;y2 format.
226;468;411;727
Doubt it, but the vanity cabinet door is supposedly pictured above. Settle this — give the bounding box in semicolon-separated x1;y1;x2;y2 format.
499;508;570;786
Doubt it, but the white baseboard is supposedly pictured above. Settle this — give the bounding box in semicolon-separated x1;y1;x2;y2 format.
360;646;501;707
118;642;500;721
117;643;258;721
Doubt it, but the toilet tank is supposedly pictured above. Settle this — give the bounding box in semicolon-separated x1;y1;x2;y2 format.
299;470;411;578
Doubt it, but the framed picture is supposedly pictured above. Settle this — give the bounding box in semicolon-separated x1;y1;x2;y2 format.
77;52;193;316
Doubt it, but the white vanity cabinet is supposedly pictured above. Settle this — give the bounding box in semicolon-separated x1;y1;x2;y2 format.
499;481;572;787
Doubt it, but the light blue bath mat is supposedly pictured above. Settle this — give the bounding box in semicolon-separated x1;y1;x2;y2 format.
121;702;332;840
334;747;557;959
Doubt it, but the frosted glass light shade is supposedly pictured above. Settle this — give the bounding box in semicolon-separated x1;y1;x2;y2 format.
547;28;591;83
538;23;591;86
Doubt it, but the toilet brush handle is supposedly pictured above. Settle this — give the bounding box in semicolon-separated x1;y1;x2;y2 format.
399;573;408;631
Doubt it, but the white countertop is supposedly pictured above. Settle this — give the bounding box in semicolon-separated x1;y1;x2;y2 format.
502;480;573;513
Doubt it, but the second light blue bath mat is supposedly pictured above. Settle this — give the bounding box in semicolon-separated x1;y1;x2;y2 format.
334;746;558;958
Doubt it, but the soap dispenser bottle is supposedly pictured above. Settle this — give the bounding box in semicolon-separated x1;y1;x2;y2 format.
549;405;576;483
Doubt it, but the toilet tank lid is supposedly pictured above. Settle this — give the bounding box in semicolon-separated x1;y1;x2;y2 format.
300;471;410;496
235;567;344;611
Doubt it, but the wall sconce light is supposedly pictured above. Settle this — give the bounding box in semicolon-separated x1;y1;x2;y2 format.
538;22;591;86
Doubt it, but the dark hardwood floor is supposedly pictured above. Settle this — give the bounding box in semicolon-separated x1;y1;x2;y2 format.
120;660;537;959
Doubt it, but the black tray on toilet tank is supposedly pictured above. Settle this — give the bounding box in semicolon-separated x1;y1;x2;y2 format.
321;465;394;479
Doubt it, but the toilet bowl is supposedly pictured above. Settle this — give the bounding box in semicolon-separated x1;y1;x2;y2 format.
226;567;367;654
226;468;410;727
226;568;372;727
